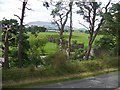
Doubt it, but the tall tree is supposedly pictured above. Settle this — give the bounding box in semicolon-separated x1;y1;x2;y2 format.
67;1;73;57
1;19;19;69
15;0;28;68
103;2;120;56
76;0;111;60
50;1;70;50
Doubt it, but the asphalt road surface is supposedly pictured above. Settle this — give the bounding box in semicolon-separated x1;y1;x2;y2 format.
34;72;120;89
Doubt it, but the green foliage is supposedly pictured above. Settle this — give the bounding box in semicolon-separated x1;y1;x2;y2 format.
95;35;116;56
51;1;65;18
1;19;31;68
9;33;30;67
43;53;56;66
103;2;120;56
9;47;18;67
29;35;47;55
26;26;46;35
72;40;77;44
21;33;30;67
100;57;119;68
71;48;85;60
102;2;120;36
44;51;67;68
1;19;19;41
3;57;119;82
79;60;104;72
52;51;67;69
1;19;19;55
65;61;83;73
95;35;116;50
28;35;47;67
3;68;29;81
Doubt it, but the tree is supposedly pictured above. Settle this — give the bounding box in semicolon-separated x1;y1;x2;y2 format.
28;26;46;33
50;1;70;50
76;0;111;60
103;2;120;56
67;1;73;57
15;0;28;68
1;19;19;69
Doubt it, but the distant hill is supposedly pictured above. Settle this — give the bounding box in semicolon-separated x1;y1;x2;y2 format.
27;21;69;30
27;21;87;32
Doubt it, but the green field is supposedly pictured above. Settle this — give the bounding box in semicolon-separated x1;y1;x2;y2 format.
28;32;102;54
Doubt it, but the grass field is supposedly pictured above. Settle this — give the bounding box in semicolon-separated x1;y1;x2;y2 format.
44;42;58;54
28;32;102;54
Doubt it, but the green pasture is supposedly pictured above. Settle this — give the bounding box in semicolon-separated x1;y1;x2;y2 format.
28;32;102;54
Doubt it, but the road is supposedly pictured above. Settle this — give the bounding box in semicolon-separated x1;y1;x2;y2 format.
34;72;120;89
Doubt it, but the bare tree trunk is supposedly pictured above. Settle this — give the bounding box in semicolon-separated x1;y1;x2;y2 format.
3;30;9;69
18;1;26;68
59;28;64;50
86;40;92;60
68;1;73;58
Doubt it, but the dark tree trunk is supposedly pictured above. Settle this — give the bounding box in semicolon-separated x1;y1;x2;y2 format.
3;31;9;69
18;1;26;68
68;1;73;58
18;26;23;68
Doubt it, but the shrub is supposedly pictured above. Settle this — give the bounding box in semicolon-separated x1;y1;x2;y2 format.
65;61;82;73
52;51;67;69
43;53;57;66
94;35;116;57
71;48;85;61
28;36;47;67
100;57;119;68
79;60;105;72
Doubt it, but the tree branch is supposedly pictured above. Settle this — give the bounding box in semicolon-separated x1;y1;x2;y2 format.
25;7;33;11
91;0;111;44
14;14;21;20
54;20;61;30
79;21;89;30
63;10;70;27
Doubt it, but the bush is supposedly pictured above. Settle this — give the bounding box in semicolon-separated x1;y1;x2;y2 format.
65;61;83;73
28;36;47;67
52;51;67;69
100;57;119;68
94;35;116;57
71;48;85;61
79;60;105;72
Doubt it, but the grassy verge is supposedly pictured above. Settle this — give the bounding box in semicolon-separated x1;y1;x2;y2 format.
3;68;118;88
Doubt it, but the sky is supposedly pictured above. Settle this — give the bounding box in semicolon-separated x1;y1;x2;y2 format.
0;0;118;28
